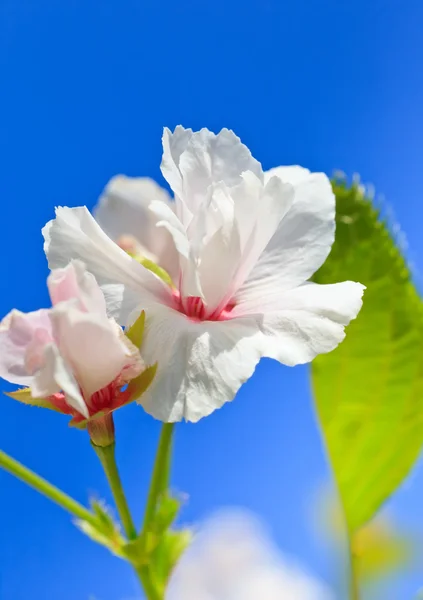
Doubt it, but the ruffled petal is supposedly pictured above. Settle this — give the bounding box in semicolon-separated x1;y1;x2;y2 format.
42;206;173;315
94;175;179;279
237;167;335;302
161;127;263;218
49;301;131;400
0;309;52;386
220;173;295;307
135;281;364;423
47;260;107;315
133;304;266;422
233;281;365;365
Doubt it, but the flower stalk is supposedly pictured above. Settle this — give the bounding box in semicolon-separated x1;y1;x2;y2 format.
142;423;175;535
91;441;137;540
0;449;97;526
349;536;360;600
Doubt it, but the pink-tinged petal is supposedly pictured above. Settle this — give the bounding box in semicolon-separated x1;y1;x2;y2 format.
31;343;89;418
42;206;173;308
47;260;107;315
116;323;145;383
93;175;179;280
49;301;132;400
237;167;335;302
0;309;52;386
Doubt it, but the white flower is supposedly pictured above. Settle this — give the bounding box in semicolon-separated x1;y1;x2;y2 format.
166;510;334;600
94;175;178;280
43;126;364;422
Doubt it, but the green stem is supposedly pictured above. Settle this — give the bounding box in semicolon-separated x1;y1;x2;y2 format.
0;449;96;526
92;442;137;540
135;566;162;600
142;423;175;534
349;535;360;600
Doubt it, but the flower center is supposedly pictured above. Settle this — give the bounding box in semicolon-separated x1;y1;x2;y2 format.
173;291;235;322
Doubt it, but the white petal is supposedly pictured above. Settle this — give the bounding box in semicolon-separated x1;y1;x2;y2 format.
196;183;240;311
42;206;173;313
150;199;191;260
94;175;179;279
100;283;144;325
136;282;364;423
200;174;294;316
229;174;295;297
135;304;265;423
161;127;263;215
234;281;365;365
161;126;194;201
47;260;107;315
49;301;130;400
150;199;203;299
238;167;335;302
0;309;52;386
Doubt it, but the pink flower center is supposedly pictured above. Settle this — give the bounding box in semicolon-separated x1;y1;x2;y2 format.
47;377;131;422
173;291;235;322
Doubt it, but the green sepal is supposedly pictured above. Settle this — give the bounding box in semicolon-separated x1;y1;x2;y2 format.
122;532;158;566
151;528;193;584
125;310;146;348
75;499;126;558
122;492;186;573
68;410;108;430
5;387;63;413
126;363;158;403
151;493;181;535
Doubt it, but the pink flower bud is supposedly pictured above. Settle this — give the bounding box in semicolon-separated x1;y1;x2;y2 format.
0;261;154;446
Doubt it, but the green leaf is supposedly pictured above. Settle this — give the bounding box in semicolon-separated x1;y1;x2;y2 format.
312;178;423;533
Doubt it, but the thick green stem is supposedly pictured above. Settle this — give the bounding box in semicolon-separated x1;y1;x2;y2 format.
0;449;96;526
92;442;137;540
142;423;175;535
135;566;162;600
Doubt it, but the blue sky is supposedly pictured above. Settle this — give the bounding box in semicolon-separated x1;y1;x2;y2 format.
0;0;422;598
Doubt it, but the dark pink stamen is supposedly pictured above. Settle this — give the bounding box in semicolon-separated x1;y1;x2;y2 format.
47;377;131;423
172;291;235;322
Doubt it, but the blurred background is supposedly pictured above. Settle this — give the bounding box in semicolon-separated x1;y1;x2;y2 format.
0;0;422;598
